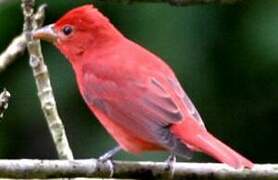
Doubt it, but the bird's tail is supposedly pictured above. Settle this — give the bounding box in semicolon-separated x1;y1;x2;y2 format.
171;121;253;169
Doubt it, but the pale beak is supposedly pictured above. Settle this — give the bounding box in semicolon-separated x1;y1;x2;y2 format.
32;24;57;43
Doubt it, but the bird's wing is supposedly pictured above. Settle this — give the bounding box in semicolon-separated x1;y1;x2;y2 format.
167;76;205;128
81;64;196;157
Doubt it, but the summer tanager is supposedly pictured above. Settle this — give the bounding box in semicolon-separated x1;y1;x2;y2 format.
33;5;253;169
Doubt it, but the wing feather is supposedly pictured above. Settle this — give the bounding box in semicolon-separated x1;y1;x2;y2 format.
81;64;198;157
167;77;205;127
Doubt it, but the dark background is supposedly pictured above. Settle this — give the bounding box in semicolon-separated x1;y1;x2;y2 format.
0;0;277;163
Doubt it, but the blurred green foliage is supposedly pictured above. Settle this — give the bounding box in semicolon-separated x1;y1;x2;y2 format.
0;0;277;163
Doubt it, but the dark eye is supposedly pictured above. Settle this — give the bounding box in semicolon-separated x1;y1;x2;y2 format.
62;25;73;36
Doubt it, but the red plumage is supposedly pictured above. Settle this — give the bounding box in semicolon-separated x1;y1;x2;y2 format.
39;5;253;169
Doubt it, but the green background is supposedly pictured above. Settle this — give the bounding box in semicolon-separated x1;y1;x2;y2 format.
0;0;277;163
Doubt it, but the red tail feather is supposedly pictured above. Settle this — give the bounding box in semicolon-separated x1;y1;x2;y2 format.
171;120;253;169
191;131;253;169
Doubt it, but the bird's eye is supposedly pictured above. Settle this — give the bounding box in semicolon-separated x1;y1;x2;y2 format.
62;25;73;36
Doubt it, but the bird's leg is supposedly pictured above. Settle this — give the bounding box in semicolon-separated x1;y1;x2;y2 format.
165;152;176;179
98;145;122;161
98;146;121;178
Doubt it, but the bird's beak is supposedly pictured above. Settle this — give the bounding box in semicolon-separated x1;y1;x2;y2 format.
32;24;57;43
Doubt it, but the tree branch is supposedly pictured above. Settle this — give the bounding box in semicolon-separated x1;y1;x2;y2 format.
0;159;275;179
0;34;26;73
0;89;10;119
0;5;51;73
21;0;73;160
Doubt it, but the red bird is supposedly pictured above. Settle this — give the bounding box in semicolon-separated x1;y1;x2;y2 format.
33;5;253;169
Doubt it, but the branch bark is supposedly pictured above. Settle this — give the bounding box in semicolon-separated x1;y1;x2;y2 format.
21;0;74;160
0;34;26;73
0;159;275;179
0;6;50;73
0;89;10;118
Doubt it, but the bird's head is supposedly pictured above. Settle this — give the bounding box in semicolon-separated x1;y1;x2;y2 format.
33;4;121;62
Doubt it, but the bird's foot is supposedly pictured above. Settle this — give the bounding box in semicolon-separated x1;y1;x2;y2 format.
164;153;176;179
99;146;121;161
97;146;121;178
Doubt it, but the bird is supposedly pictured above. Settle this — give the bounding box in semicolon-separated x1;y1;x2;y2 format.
33;4;253;169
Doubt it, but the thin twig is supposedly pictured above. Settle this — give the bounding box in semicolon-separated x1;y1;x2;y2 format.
0;6;49;73
0;89;11;118
21;0;73;160
0;159;275;179
0;34;26;73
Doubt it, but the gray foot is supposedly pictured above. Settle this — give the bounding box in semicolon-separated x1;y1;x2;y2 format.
98;146;121;161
